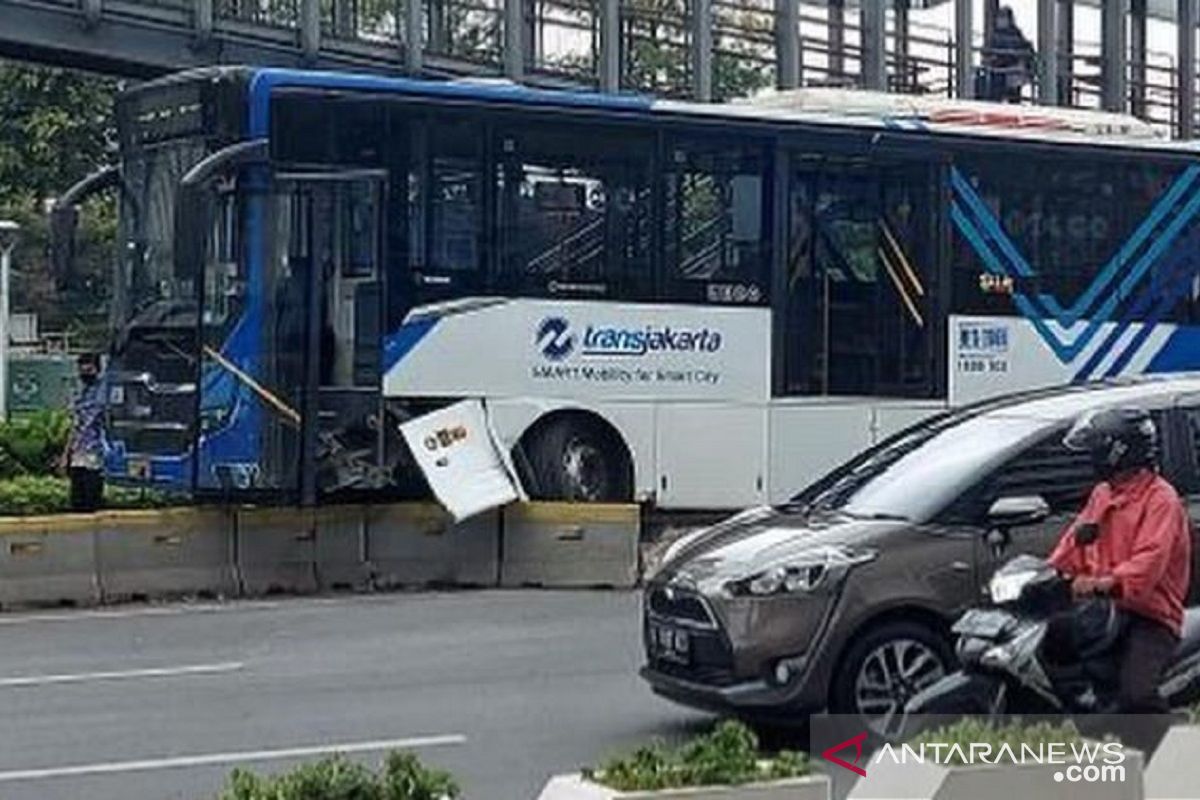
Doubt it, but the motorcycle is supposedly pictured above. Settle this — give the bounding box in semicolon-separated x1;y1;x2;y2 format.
905;554;1200;717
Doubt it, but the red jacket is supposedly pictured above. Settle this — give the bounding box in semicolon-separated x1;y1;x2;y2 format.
1048;470;1191;637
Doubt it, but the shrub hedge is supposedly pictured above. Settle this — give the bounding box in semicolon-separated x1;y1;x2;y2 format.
219;752;459;800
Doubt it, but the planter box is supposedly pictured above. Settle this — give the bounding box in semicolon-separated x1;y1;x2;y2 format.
537;773;830;800
846;753;1144;800
1145;724;1200;800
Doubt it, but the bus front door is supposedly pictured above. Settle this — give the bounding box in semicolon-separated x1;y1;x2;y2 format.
195;171;386;502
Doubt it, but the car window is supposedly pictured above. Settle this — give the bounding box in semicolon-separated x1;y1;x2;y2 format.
937;427;1093;526
798;413;1051;523
937;409;1172;526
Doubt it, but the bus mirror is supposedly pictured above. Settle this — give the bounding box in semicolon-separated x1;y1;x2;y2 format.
49;203;79;287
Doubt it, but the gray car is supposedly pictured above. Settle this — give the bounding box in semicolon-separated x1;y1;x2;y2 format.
641;377;1200;731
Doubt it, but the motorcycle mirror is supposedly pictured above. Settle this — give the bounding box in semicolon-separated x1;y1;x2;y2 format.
986;528;1010;556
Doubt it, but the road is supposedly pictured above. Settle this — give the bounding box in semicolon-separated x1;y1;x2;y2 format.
0;591;710;800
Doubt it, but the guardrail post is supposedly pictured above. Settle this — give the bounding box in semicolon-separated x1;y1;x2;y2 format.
954;0;973;98
1101;0;1127;112
81;0;102;29
300;0;320;63
600;0;619;92
1181;0;1197;138
860;0;886;91
1037;0;1058;104
775;0;799;90
194;0;214;44
406;0;424;74
504;0;524;80
691;0;713;100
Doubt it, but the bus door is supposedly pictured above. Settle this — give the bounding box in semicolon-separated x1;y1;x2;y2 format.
196;170;386;501
781;155;938;398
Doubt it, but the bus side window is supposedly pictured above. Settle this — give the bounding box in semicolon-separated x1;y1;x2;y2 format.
664;138;769;305
408;116;485;277
494;122;654;299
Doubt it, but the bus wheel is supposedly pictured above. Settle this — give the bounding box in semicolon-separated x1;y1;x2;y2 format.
524;416;632;503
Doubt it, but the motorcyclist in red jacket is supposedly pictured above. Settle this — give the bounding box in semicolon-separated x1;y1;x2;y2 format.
1049;407;1191;713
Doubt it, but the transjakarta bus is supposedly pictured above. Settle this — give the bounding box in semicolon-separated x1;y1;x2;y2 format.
51;67;1200;507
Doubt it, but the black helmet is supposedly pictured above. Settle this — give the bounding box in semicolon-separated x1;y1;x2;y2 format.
1063;407;1158;479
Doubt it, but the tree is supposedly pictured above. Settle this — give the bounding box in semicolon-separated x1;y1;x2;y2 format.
0;61;117;349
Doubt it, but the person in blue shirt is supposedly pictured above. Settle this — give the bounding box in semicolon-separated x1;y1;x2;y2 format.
61;352;106;511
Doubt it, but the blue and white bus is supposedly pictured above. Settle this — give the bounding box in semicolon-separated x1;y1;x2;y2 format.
52;68;1200;508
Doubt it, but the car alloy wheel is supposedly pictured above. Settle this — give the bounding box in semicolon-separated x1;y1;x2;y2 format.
854;637;947;738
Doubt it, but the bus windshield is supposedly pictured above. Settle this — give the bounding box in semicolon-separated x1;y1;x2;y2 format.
115;139;207;324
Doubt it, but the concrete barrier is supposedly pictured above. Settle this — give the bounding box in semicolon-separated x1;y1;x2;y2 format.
0;514;100;607
314;505;370;591
235;506;318;595
501;503;640;589
366;504;499;588
94;508;236;602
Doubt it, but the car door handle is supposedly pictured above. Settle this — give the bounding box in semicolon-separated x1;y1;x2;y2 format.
950;561;971;573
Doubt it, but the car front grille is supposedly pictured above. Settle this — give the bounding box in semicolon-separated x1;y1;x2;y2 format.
647;585;717;628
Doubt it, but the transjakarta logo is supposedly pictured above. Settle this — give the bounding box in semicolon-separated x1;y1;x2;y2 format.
535;317;723;360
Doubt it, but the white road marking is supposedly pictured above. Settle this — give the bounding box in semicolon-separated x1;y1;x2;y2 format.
0;661;245;689
0;735;468;783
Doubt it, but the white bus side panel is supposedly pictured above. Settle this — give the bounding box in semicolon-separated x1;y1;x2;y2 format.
656;404;767;508
384;299;771;403
949;314;1200;406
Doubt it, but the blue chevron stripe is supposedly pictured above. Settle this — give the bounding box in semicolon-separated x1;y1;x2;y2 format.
950;165;1200;325
1102;264;1200;379
950;164;1200;365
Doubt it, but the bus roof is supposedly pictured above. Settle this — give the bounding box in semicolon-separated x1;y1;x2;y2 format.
139;66;1200;155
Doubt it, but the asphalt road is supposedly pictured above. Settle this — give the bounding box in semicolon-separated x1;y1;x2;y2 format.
0;591;711;800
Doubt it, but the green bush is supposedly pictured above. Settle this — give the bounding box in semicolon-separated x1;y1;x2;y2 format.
0;475;176;516
219;752;459;800
909;718;1083;766
584;720;810;792
0;410;71;479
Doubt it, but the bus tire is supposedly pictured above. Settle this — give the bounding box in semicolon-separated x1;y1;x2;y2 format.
523;416;632;503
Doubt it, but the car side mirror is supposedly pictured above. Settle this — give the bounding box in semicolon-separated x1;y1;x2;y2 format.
987;495;1051;529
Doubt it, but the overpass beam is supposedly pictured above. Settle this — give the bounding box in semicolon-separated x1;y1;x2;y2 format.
1101;0;1127;112
1181;0;1197;138
828;0;845;82
406;0;424;73
1131;0;1147;116
955;0;973;98
1037;0;1058;104
505;0;524;79
300;0;320;62
692;0;713;100
82;0;101;29
776;0;800;89
194;0;213;43
600;0;619;92
1058;0;1074;100
861;0;886;91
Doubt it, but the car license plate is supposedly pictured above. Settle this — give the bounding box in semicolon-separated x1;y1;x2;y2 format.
650;621;690;665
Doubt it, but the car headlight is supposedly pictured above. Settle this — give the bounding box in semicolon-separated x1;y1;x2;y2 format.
727;546;877;597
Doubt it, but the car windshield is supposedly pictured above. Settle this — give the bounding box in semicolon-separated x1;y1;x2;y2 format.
792;413;1051;523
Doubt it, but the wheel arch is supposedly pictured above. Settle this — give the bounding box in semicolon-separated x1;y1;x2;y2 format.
512;407;636;500
825;602;956;706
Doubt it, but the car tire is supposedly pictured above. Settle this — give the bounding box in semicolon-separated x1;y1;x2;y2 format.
524;416;632;503
831;620;953;738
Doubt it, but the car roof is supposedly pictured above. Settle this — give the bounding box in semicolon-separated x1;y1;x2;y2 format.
973;374;1200;424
